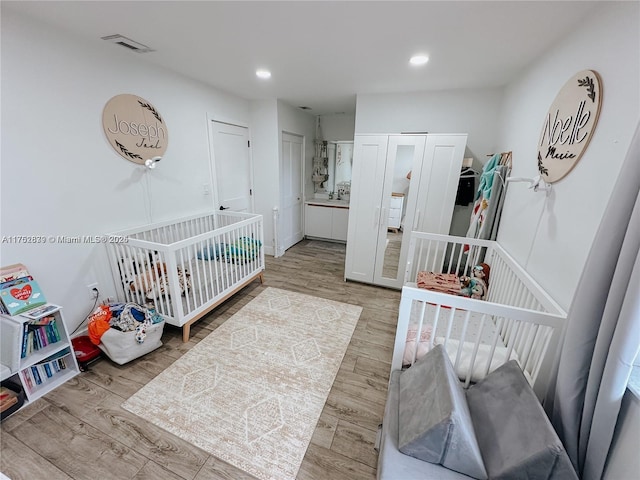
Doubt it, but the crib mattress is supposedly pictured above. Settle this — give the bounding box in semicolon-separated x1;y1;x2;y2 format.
405;301;524;383
408;301;500;345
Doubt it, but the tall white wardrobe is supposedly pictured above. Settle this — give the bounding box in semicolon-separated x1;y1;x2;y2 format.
344;134;467;289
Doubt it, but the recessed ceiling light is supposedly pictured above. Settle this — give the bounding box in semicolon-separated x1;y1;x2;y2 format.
256;69;271;79
409;55;429;66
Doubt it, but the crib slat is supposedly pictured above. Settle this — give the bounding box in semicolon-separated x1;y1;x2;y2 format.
453;310;472;374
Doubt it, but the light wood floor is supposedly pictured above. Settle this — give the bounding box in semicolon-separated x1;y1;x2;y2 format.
1;239;400;480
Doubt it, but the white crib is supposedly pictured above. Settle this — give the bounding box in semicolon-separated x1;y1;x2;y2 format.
106;211;264;342
393;231;567;399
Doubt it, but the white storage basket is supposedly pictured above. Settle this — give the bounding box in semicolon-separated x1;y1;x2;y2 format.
98;320;164;365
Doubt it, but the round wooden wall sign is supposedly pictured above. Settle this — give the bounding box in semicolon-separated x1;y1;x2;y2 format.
537;70;602;183
102;94;168;165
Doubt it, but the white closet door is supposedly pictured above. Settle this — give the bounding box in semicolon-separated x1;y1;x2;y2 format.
413;134;468;234
373;135;426;288
345;135;388;283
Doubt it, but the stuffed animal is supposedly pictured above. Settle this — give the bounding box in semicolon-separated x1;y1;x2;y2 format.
124;252;192;300
471;262;490;300
459;263;490;300
128;261;167;294
459;275;472;297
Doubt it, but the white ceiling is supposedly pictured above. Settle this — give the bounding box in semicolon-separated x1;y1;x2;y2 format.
4;1;604;115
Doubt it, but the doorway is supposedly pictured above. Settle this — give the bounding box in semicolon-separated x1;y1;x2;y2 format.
209;121;253;212
280;132;304;253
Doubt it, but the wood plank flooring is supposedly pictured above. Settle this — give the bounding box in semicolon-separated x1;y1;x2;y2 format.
1;239;400;480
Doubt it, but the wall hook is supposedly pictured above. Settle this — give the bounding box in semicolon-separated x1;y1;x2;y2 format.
506;175;552;194
144;156;162;169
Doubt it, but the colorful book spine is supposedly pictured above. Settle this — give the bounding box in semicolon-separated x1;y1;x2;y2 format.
20;323;29;358
31;366;42;385
20;317;61;359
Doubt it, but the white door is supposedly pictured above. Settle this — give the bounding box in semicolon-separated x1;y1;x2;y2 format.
414;134;468;234
345;135;389;283
210;121;252;212
281;132;304;252
372;135;427;288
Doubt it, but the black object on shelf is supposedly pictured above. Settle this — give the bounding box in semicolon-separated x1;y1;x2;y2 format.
1;380;25;420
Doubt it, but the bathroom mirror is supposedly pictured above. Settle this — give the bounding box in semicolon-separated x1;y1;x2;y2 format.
327;141;353;199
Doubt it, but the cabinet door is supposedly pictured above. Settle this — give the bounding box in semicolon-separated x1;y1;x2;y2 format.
331;208;349;242
345;136;389;283
305;205;333;238
413;134;468;234
373;135;427;288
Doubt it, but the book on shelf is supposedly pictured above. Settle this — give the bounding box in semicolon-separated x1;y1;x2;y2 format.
0;277;47;316
20;303;59;320
30;366;42;385
0;263;30;284
21;353;69;393
20;317;61;358
0;386;19;413
0;263;31;314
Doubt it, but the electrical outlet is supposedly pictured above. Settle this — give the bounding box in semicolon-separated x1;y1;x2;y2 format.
87;283;99;299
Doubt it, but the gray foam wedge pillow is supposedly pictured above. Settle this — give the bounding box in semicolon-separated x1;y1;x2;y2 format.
466;360;578;480
398;344;487;479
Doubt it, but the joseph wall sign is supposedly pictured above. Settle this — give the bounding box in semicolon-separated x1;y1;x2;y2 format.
537;70;602;183
102;94;168;165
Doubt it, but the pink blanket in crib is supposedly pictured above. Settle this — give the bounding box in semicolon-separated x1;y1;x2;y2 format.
416;271;462;295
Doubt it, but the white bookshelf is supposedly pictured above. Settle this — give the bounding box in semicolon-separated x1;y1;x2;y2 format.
0;304;79;414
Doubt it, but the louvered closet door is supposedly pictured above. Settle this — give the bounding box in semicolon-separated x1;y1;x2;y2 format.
345;136;389;283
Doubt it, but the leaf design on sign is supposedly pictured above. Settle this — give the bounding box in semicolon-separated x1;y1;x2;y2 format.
537;152;549;176
138;100;163;123
115;140;143;160
577;76;596;102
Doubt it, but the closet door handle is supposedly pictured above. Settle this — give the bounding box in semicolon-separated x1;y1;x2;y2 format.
413;209;421;231
374;206;380;229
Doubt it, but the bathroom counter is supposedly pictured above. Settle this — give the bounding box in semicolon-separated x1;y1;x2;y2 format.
305;199;350;209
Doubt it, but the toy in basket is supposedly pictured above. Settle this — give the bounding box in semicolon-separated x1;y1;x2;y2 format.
88;302;165;365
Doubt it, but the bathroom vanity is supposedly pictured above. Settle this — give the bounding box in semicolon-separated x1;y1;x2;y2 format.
304;199;349;242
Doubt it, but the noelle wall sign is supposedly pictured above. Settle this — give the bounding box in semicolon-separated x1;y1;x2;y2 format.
102;94;168;165
537;70;602;183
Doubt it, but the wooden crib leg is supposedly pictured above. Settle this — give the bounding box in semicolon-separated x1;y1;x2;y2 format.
259;272;264;284
182;324;191;343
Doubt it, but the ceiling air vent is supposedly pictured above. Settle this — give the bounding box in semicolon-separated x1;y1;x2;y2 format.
101;34;154;53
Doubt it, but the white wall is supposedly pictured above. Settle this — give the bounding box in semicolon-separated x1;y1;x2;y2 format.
495;1;640;311
249;99;279;256
1;10;251;330
319;113;356;142
354;87;504;164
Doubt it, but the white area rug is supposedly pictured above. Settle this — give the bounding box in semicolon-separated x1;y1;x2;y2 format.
122;287;362;480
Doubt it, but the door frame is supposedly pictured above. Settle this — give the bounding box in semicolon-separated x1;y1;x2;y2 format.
279;130;305;256
206;114;255;213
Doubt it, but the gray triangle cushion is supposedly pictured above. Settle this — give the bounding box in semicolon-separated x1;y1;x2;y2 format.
466;360;578;480
398;344;487;479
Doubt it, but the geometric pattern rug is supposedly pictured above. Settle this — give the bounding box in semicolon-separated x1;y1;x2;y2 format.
122;287;362;480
